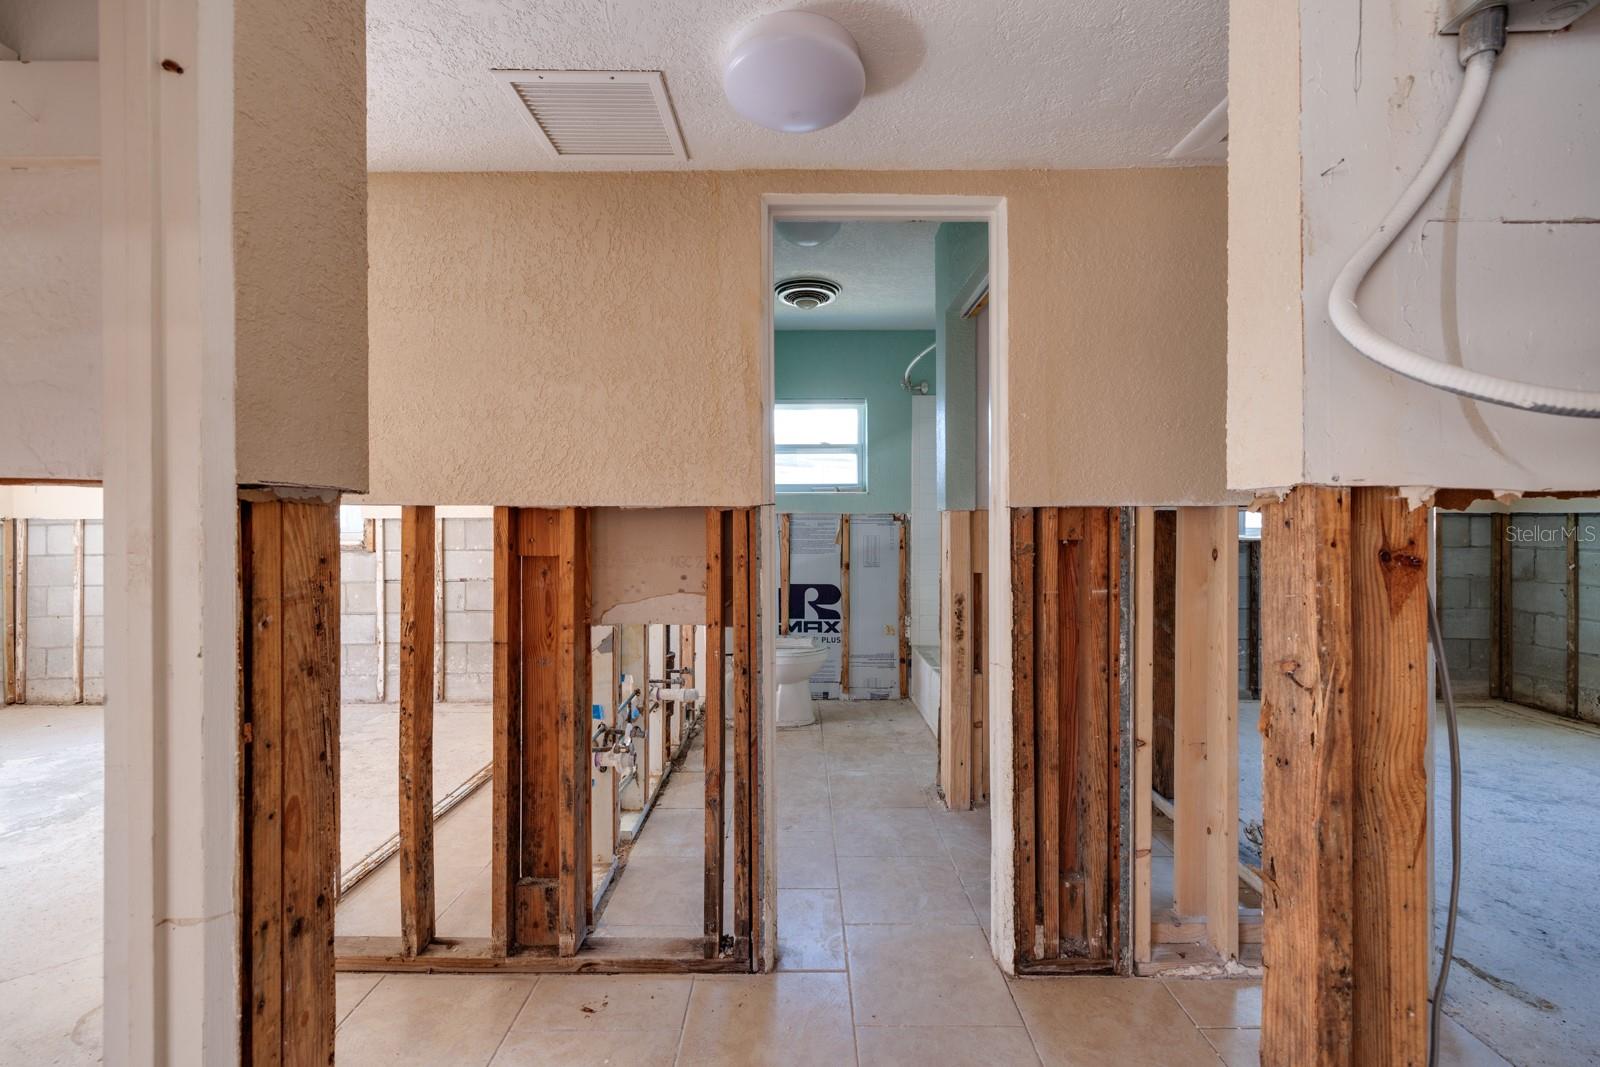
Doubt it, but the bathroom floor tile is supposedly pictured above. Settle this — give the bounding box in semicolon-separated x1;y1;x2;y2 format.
856;1025;1041;1066
335;975;534;1067
678;973;856;1066
1009;976;1219;1066
846;924;1019;1028
775;888;846;971
1162;977;1262;1028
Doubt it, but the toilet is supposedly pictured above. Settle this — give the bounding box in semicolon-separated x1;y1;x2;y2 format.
774;636;829;728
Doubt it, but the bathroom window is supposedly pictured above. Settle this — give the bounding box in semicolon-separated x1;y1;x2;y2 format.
775;401;867;493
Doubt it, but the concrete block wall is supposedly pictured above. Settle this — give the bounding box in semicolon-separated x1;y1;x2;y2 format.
1506;514;1599;719
339;516;494;704
1437;514;1494;697
7;519;105;704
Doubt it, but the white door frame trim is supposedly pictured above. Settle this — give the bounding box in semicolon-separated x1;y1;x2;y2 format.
101;0;240;1060
759;194;1015;971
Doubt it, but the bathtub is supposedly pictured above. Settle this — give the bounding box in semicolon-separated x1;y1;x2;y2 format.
910;644;940;737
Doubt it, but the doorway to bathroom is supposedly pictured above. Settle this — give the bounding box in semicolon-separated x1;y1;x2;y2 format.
761;195;1010;967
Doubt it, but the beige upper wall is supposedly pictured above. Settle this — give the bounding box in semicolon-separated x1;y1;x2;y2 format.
366;168;1229;508
233;0;368;492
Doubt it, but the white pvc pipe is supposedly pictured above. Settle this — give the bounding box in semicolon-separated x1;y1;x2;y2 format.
1327;49;1600;419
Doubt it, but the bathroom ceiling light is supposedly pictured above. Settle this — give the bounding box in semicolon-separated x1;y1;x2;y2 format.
775;277;842;311
723;11;866;133
776;220;843;248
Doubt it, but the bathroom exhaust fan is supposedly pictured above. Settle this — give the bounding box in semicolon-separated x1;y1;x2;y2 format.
775;277;841;310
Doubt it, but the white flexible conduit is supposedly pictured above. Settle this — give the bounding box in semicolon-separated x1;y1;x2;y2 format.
1327;21;1600;418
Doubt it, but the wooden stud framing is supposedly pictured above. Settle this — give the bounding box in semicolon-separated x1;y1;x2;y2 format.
1132;508;1155;965
344;505;761;976
732;508;755;954
502;508;592;956
704;509;728;953
1258;486;1430;1067
1034;506;1062;959
1171;507;1239;961
490;507;523;957
240;498;340;1065
898;515;911;699
1011;509;1038;964
398;506;436;958
839;514;851;694
4;518;17;704
1013;507;1122;972
972;512;990;804
1151;511;1177;800
744;506;767;969
940;510;975;810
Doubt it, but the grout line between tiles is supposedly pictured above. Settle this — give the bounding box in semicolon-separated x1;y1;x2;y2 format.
335;972;386;1031
482;975;541;1066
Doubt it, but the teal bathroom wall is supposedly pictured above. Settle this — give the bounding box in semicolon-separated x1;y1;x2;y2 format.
934;222;988;511
775;330;935;514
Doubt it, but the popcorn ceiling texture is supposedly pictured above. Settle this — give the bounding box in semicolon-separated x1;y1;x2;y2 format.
365;168;1230;507
366;0;1227;172
234;0;369;491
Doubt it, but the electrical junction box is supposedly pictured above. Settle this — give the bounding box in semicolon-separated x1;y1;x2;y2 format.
1441;0;1599;32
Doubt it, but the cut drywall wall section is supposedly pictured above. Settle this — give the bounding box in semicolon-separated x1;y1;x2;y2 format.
1229;1;1600;492
775;330;932;515
233;0;368;491
365;168;1231;507
590;507;709;624
0;165;101;482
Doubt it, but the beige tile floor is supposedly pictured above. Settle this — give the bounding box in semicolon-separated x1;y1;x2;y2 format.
336;699;1280;1064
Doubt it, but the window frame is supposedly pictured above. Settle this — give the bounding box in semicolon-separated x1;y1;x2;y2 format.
774;400;869;494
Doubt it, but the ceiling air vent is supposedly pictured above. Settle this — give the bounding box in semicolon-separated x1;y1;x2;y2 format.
494;70;688;162
775;277;842;311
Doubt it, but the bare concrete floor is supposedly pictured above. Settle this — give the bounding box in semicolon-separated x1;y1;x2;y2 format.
0;704;102;1066
1240;698;1600;1067
340;700;491;880
0;700;490;1063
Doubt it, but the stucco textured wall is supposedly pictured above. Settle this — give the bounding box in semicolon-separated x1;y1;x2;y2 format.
233;0;369;491
366;168;1229;507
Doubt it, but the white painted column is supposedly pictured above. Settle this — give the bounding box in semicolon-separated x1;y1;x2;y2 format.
101;0;239;1062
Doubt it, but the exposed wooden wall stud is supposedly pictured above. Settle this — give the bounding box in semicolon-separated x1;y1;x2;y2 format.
399;506;436;958
1259;486;1430;1067
240;497;340;1065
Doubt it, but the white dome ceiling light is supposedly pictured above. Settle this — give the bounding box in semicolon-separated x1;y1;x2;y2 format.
723;11;866;134
775;220;843;248
775;277;842;311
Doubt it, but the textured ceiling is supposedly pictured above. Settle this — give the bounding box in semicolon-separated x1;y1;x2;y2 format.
774;221;936;331
368;0;1228;172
